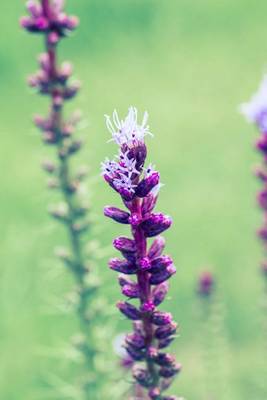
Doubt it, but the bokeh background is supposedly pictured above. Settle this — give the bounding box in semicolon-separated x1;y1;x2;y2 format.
1;0;267;398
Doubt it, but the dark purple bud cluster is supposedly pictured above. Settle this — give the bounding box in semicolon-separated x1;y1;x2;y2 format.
28;53;80;100
197;271;214;297
21;1;81;149
20;0;78;44
102;108;181;399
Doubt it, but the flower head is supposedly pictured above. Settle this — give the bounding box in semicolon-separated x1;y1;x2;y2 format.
105;107;152;147
240;75;267;132
102;107;157;200
21;0;79;42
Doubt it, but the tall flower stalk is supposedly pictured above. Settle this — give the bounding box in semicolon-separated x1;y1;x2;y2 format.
102;107;182;400
20;1;105;398
241;76;267;397
196;272;233;400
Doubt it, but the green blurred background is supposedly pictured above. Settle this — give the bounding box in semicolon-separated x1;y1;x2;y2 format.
1;0;267;398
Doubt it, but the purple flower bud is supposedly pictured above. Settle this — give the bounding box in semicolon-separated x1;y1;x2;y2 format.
20;16;32;29
148;236;166;259
254;166;267;182
154;353;175;367
155;322;178;340
104;206;130;224
65;15;79;30
132;367;152;388
141;213;172;237
258;190;267;209
117;301;141;321
136;172;160;197
122;284;140;299
113;237;137;254
26;1;42;18
258;226;267;241
150;255;173;273
198;271;214;296
127;142;147;172
118;275;133;287
41;159;56;173
141;192;158;215
126;345;145;361
63;82;81;100
152;282;169;306
159;362;182;378
150;265;176;285
48;31;60;45
118;187;135;202
43;131;57;144
125;332;145;350
58;62;73;82
148;387;161;399
109;258;137;275
147;346;158;360
256;136;267;153
158;336;175;349
120;355;134;369
150;311;172;326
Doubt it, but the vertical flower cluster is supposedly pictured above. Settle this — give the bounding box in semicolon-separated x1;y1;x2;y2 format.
241;76;267;396
241;76;267;277
102;107;181;400
21;1;103;398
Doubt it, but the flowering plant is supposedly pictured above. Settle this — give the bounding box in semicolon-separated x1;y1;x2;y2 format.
102;107;181;400
21;1;109;398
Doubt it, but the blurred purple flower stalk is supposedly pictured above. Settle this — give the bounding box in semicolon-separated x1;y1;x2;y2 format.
21;1;106;398
240;76;267;278
102;107;182;400
196;272;232;400
241;75;267;395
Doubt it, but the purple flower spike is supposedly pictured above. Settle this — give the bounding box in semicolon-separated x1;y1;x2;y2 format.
102;107;181;398
21;0;106;395
241;76;267;276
